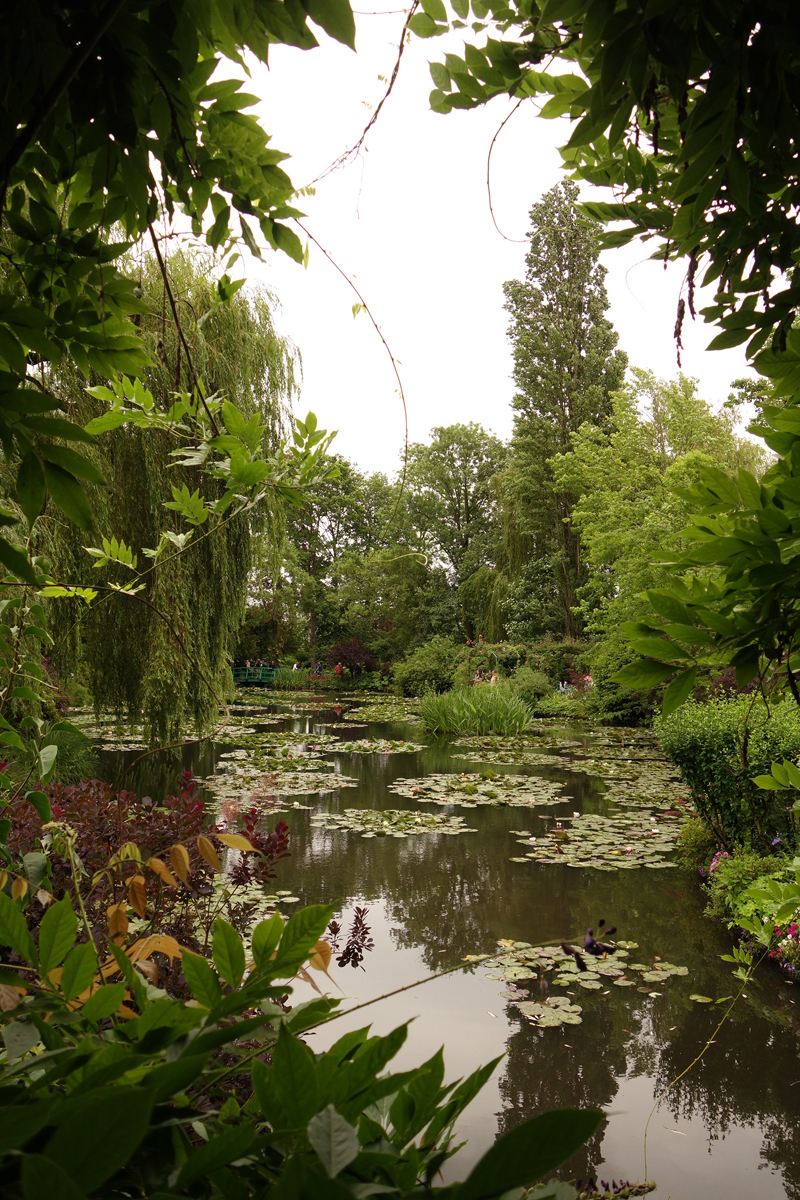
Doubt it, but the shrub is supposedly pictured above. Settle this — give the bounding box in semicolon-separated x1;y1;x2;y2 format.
327;637;375;677
8;772;290;965
532;692;587;719
704;850;780;924
657;697;800;852
676;816;720;870
420;685;532;734
393;635;458;696
512;666;553;704
452;639;588;689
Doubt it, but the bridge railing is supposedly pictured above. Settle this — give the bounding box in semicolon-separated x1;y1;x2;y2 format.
232;665;278;684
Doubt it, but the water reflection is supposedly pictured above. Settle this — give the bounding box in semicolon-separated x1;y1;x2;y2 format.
99;700;800;1197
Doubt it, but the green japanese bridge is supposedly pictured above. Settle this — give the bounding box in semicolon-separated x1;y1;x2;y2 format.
232;665;278;685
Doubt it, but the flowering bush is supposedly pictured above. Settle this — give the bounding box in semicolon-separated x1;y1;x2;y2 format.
770;922;800;971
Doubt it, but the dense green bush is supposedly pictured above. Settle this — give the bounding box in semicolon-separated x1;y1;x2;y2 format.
676;816;720;870
512;666;554;704
452;640;588;689
532;693;587;719
703;850;780;924
394;636;458;696
657;697;800;852
420;685;532;734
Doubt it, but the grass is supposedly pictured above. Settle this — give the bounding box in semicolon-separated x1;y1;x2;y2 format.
271;668;315;690
419;685;532;735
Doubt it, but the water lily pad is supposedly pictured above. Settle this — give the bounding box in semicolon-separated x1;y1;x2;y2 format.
390;772;565;809
515;810;682;870
690;994;714;1004
335;738;426;755
344;699;423;724
310;809;477;838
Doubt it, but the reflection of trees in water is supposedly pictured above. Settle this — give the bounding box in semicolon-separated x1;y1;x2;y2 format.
649;983;800;1197
496;1005;624;1180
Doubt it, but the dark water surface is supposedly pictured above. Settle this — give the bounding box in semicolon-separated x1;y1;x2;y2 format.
100;696;800;1199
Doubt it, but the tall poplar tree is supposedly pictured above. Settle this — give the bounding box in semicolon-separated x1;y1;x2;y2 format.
501;180;627;639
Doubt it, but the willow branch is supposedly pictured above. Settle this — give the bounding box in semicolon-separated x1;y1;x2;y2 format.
148;224;221;437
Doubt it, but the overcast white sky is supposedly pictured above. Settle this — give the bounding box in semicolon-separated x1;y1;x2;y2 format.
242;6;754;476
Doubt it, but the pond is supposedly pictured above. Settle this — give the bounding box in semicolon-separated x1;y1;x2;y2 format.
94;692;800;1199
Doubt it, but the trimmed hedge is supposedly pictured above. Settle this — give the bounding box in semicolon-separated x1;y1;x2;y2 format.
657;697;800;853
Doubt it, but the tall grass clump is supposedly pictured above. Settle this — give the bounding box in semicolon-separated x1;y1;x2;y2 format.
271;667;311;690
420;685;532;735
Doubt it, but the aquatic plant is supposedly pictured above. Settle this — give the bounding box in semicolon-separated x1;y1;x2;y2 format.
310;809;477;838
335;738;425;755
510;811;682;870
473;938;689;1028
419;686;533;735
389;771;565;808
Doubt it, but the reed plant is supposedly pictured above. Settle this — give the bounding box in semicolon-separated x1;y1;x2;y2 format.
420;684;532;735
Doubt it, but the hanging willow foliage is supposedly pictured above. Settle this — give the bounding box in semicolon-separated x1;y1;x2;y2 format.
42;248;300;743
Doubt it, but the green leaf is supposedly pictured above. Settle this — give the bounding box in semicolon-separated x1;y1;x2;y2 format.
176;1123;256;1186
273;1024;320;1127
308;1105;360;1178
612;659;675;689
38;896;78;976
60;941;98;1001
44;1088;154;1193
80;982;126;1022
0;891;38;965
0;536;36;584
38;743;58;785
645;591;695;624
252;913;284;968
182;950;222;1009
274;904;334;973
301;0;356;46
409;12;445;36
212;918;245;988
41;445;105;485
2;1020;42;1060
21;1153;87;1200
16;452;46;526
459;1109;603;1200
43;464;93;529
630;637;693;661
421;0;447;19
662;665;697;716
25;792;51;822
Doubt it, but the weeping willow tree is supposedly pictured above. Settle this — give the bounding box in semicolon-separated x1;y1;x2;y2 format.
44;248;300;743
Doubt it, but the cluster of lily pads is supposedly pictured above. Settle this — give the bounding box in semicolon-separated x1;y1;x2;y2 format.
468;938;689;1027
509;810;682;870
344;699;423;725
333;738;425;756
388;771;566;808
309;808;477;838
451;737;566;768
199;744;358;806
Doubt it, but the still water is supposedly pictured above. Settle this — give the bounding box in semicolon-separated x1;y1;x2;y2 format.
100;695;800;1199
